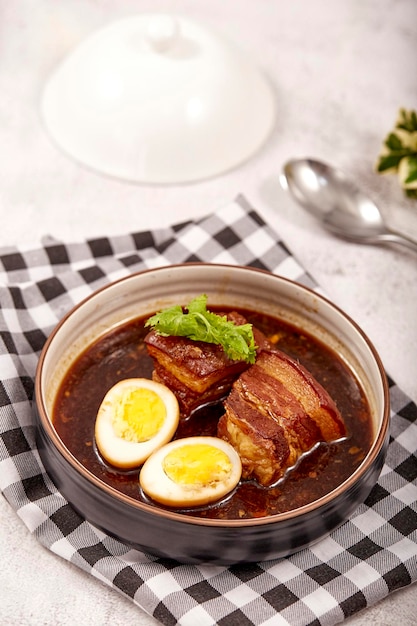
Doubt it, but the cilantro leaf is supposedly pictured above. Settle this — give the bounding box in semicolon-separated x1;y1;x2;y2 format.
385;132;405;151
397;108;417;133
376;153;405;173
399;155;417;188
145;294;257;363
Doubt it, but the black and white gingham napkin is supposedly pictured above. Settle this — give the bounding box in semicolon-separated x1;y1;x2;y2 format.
1;197;416;626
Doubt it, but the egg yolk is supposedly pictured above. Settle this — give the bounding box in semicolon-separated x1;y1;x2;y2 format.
112;388;166;442
162;443;233;486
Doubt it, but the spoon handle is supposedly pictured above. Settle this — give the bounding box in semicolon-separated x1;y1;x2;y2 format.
384;229;417;254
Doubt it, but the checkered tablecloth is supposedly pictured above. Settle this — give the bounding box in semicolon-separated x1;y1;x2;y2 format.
1;197;416;626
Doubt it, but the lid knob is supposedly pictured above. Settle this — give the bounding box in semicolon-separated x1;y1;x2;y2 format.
145;15;180;53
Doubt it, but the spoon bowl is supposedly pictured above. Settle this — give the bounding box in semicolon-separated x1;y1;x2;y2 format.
282;158;417;252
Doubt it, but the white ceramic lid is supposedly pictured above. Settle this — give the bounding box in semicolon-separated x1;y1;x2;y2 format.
40;14;275;184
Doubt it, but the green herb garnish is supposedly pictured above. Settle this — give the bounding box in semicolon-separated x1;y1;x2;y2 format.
145;294;257;364
376;108;417;199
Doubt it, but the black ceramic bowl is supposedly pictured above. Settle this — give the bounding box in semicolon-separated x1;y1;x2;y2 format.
34;264;390;564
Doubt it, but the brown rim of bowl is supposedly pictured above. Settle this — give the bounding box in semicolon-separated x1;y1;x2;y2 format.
35;263;390;528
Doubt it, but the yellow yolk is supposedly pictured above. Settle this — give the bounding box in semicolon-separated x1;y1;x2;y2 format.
112;388;166;442
139;436;242;507
163;443;232;485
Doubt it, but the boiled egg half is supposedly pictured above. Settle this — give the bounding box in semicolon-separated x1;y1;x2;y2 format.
95;378;179;469
139;436;242;507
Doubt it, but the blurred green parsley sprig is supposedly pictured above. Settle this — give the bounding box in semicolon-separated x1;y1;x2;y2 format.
376;108;417;199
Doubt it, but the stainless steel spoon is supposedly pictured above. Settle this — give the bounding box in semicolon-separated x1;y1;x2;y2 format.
282;158;417;253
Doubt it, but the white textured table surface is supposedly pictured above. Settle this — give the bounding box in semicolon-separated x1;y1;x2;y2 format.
1;1;416;625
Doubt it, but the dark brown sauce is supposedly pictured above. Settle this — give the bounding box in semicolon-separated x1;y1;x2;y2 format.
53;309;372;519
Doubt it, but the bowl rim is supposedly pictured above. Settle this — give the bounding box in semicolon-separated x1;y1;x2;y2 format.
35;262;390;528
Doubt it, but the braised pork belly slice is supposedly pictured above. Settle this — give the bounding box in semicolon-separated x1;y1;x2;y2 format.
152;360;243;418
145;311;272;418
218;349;346;486
257;349;346;441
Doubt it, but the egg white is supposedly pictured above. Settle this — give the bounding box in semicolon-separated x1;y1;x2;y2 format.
95;378;179;469
139;436;242;507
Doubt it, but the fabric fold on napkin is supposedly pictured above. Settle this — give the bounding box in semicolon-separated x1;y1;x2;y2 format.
1;196;416;626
